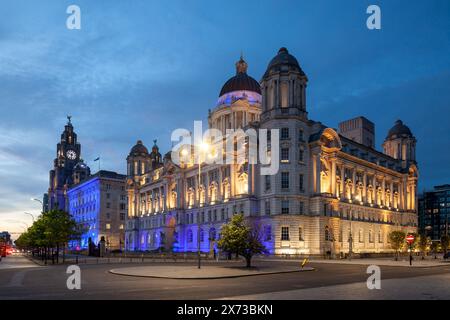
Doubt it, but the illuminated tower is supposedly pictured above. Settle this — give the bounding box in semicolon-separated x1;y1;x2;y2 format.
48;116;82;211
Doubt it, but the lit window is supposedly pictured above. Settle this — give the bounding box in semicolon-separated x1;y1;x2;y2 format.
281;227;290;241
106;223;111;230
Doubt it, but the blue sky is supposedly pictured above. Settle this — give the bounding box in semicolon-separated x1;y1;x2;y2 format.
0;0;449;237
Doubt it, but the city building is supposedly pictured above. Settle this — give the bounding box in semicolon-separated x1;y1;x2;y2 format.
419;185;450;241
0;231;11;245
67;170;127;250
125;48;418;256
47;116;83;211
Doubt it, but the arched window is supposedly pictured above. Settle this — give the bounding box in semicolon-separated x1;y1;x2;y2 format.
359;229;364;243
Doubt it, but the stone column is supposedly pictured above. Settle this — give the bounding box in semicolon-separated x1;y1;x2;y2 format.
382;177;386;206
373;176;378;206
390;181;394;208
352;168;356;200
340;164;345;198
363;171;367;202
331;158;336;196
316;155;321;194
312;154;317;193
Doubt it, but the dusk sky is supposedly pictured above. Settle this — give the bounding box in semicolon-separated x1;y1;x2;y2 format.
0;0;449;238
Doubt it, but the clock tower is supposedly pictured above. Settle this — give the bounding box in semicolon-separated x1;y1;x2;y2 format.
48;116;82;211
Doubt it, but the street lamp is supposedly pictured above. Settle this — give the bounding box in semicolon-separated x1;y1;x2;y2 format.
31;198;43;205
197;142;210;269
24;212;35;223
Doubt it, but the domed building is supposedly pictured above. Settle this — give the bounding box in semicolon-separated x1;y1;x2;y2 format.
209;55;262;134
383;120;417;167
125;48;418;256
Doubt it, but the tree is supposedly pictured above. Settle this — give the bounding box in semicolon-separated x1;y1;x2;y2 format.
417;234;429;260
441;235;450;259
388;231;406;261
15;210;80;264
217;214;267;268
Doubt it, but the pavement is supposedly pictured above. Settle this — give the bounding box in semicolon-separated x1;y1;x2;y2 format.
261;257;449;268
0;255;41;270
221;272;450;300
1;254;450;299
109;265;314;279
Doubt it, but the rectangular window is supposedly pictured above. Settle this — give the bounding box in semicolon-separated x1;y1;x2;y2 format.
265;200;271;215
281;227;290;241
281;148;289;163
281;172;289;189
281;128;289;140
281;200;289;214
298;129;304;142
265;175;271;191
298;148;304;162
299;174;304;192
106;202;111;209
299;227;304;241
120;203;126;210
299;201;304;215
106;193;110;199
264;225;272;241
106;223;111;230
120;213;125;220
106;212;111;219
119;224;124;230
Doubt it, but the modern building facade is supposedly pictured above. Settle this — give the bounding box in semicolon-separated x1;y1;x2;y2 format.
67;170;127;250
125;48;418;256
419;185;450;241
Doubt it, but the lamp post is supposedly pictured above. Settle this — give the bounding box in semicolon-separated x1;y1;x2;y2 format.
24;212;35;223
31;198;43;205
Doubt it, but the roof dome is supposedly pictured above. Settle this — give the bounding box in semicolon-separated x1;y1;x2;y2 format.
386;120;413;139
263;47;305;78
219;56;261;97
129;140;149;156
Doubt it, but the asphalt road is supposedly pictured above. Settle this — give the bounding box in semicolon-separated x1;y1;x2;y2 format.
1;254;450;300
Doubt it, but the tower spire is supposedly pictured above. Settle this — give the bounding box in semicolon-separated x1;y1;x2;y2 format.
235;52;248;74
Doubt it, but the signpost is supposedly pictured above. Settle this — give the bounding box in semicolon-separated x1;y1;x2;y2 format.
406;234;415;266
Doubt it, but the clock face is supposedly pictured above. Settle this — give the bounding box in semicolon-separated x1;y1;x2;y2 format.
66;150;77;160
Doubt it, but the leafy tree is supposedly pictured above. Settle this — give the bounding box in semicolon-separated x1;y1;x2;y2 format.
441;235;450;258
217;214;267;268
388;231;406;261
417;234;430;259
430;241;440;259
15;210;80;264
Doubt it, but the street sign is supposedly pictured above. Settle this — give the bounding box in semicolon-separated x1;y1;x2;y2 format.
406;234;415;245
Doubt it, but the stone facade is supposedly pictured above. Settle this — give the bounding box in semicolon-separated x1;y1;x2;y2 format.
67;170;127;250
125;48;418;256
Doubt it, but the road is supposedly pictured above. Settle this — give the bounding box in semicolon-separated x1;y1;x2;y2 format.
1;254;450;300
